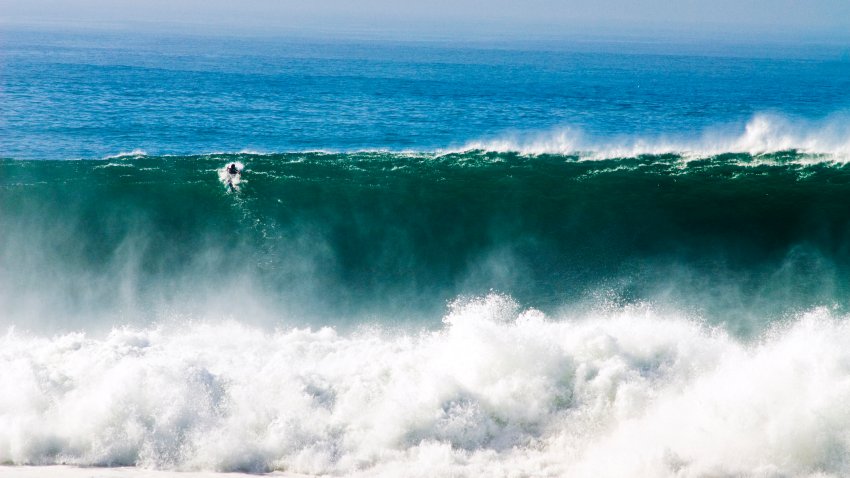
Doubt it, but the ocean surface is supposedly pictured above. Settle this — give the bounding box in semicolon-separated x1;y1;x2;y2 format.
3;28;850;476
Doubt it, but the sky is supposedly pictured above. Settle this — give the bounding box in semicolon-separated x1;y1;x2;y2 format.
2;0;850;42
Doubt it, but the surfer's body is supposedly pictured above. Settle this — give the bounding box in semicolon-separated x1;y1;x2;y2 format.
221;162;244;191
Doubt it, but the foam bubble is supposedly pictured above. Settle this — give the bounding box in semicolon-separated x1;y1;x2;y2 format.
2;297;850;476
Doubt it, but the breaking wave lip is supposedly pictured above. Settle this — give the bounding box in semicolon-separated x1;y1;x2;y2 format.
3;294;850;477
454;113;850;162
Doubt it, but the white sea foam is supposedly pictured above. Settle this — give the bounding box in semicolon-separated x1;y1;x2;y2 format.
3;295;850;476
458;113;850;161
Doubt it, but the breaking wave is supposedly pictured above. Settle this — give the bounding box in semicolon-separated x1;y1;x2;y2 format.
458;114;850;160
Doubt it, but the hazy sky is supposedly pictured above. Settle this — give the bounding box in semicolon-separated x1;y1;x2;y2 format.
2;0;850;41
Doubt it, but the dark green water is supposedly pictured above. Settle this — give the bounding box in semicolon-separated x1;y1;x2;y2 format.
3;151;850;333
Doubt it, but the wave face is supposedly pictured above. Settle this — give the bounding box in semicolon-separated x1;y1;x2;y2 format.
4;151;850;333
4;296;850;477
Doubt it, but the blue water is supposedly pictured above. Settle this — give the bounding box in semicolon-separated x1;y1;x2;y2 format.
2;29;850;159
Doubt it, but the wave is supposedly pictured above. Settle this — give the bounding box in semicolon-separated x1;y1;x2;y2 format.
2;294;850;476
457;113;850;160
5;119;850;476
3;147;850;333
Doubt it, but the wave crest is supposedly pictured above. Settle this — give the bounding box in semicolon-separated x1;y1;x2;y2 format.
459;113;850;160
103;149;148;160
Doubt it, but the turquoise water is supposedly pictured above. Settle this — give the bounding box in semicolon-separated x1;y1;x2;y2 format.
3;29;850;476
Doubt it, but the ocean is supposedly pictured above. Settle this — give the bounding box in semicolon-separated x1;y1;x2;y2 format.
2;28;850;476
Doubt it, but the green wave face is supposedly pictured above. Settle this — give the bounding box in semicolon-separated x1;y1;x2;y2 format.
3;151;850;333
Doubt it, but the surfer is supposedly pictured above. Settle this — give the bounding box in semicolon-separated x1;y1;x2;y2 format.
223;162;242;191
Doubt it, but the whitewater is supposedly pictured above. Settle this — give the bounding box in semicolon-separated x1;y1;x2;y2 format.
4;295;850;477
457;113;850;161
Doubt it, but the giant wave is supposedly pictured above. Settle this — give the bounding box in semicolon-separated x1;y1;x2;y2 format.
4;139;850;476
